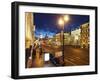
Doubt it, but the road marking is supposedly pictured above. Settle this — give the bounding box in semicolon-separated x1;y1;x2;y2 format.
75;56;81;59
64;59;76;65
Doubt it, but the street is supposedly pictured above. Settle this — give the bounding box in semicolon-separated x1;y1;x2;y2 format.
26;43;89;68
42;44;89;66
64;45;89;66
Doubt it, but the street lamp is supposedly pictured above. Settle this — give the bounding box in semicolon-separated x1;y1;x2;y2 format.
58;18;64;26
64;15;70;22
58;15;70;28
58;15;70;66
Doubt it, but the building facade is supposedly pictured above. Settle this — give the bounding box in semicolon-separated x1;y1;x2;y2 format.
25;12;35;49
54;32;70;45
52;22;89;48
71;28;81;46
80;23;89;48
25;13;38;68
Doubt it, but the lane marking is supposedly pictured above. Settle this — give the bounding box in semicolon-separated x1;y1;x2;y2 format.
64;59;76;65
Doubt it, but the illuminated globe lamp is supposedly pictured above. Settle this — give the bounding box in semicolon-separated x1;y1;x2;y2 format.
64;15;70;22
58;18;64;26
58;15;70;29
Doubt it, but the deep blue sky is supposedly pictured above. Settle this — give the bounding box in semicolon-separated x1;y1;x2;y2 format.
34;13;89;38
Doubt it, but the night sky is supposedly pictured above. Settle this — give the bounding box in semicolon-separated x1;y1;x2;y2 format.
34;13;89;38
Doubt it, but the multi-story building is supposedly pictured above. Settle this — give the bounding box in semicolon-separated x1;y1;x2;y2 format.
54;32;70;45
64;33;71;45
53;22;89;48
25;12;35;48
71;28;81;46
80;23;89;48
25;12;35;68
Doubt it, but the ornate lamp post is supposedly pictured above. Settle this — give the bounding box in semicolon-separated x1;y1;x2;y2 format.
58;15;70;66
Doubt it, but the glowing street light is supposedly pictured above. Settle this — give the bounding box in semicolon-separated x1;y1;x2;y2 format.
58;15;70;66
64;15;70;22
58;15;70;29
58;18;64;26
